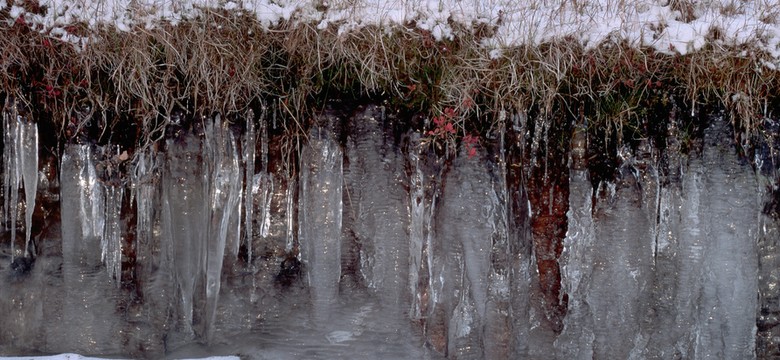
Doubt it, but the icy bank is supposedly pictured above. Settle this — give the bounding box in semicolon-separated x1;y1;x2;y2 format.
1;101;774;358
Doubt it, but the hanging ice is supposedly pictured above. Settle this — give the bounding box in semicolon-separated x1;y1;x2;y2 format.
284;176;295;253
163;130;207;337
256;173;273;240
158;114;244;341
20;119;38;256
2;100;38;260
484;119;513;359
408;135;427;321
255;112;274;248
2;102;773;357
2;103;18;258
589;172;653;358
58;144;125;285
59;144;122;353
406;133;449;352
203;114;243;341
437;143;497;358
93;146;125;287
131;149;160;282
686;116;758;358
242;110;256;263
102;183;123;285
344;106;408;313
299;125;343;321
556;163;596;358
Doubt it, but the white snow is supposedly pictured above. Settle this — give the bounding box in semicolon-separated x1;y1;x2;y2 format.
3;0;780;65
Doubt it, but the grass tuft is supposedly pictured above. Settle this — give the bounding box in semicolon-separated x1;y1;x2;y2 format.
0;4;778;161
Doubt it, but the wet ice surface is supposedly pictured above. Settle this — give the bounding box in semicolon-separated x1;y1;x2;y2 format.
0;106;768;359
203;289;438;360
557;115;759;359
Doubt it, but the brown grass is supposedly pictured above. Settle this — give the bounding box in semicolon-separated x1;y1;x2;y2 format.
0;5;778;157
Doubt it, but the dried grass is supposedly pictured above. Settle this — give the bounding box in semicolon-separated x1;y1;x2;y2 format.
0;4;778;155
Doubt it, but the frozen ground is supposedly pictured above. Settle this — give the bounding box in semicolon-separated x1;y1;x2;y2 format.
2;0;780;64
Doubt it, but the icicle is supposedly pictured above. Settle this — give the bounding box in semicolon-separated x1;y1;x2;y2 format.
426;194;438;308
556;121;596;358
60;144;107;273
258;108;276;259
343;106;407;311
82;146;105;245
98;146;124;284
102;184;123;286
131;149;159;281
408;139;425;320
10;116;20;258
59;144;112;352
1;108;7;236
0;100;37;260
202;114;243;342
256;108;274;251
299;126;343;321
234;183;244;262
242;109;256;263
71;144;124;284
163;128;207;337
484;111;512;359
3;106;20;260
406;128;447;353
408;132;439;323
19;119;38;257
260;109;269;174
284;176;295;253
2;105;9;235
60;145;80;262
257;173;273;239
131;151;153;244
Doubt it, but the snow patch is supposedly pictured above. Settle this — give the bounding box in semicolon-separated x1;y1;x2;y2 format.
4;1;780;64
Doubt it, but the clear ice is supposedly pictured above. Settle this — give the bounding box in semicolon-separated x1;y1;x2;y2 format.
0;106;768;359
2;100;38;260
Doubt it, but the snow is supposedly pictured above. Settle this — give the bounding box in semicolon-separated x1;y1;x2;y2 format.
3;0;780;65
